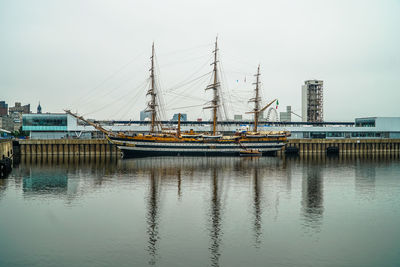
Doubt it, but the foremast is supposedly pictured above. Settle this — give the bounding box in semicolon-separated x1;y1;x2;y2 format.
204;37;220;135
147;42;158;133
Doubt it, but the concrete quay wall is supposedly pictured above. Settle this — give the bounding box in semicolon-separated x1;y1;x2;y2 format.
19;139;120;157
0;140;13;159
17;138;400;157
285;139;400;155
0;140;13;177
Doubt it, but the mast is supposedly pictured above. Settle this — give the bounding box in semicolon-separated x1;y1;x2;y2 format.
251;65;261;132
147;42;157;133
177;113;181;137
204;37;220;136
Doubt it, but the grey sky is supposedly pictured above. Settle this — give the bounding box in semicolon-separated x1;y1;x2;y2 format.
1;0;399;121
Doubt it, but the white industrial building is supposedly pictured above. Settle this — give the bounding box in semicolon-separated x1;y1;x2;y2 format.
22;113;400;140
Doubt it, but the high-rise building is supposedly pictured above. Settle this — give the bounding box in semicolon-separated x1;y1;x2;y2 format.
0;101;8;116
37;102;42;114
301;80;323;122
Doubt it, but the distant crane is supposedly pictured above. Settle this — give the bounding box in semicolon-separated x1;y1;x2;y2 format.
291;111;302;119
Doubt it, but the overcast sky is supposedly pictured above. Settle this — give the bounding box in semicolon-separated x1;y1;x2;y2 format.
1;0;399;121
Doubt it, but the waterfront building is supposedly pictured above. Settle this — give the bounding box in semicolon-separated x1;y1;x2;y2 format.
0;128;11;138
280;106;292;122
22;113;400;140
0;116;14;132
0;101;8;116
8;102;31;132
9;102;30;114
140;110;150;121
302;80;323;122
171;113;187;121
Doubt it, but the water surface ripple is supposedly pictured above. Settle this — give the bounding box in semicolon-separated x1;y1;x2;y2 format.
0;155;399;267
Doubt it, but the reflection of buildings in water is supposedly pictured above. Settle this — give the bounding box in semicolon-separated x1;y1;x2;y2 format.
301;165;324;231
209;168;223;267
23;169;68;194
355;160;376;199
146;170;161;266
0;178;8;201
281;156;294;194
19;155;122;204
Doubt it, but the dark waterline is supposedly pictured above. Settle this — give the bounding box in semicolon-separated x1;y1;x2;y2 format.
0;155;400;267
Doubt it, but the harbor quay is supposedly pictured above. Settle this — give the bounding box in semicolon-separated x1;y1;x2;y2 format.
285;138;400;155
0;139;13;158
18;139;119;157
16;138;400;156
7;114;400;158
0;139;13;177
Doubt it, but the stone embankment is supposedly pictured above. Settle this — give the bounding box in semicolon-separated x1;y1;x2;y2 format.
0;140;13;177
284;139;400;155
19;139;120;157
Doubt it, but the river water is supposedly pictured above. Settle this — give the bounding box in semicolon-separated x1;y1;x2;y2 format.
0;155;399;267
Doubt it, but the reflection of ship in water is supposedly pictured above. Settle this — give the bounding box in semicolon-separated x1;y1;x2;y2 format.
252;168;262;248
119;156;282;176
209;168;223;267
14;155;295;266
301;164;324;232
146;169;161;266
177;168;182;199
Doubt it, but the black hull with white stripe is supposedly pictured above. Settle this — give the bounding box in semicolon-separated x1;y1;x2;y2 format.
108;136;286;158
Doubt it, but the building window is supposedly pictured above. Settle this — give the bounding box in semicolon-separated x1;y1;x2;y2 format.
310;132;326;139
23;115;67;127
355;120;375;127
327;132;344;137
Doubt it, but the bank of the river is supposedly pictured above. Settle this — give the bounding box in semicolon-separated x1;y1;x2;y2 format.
0;140;13;177
16;138;400;157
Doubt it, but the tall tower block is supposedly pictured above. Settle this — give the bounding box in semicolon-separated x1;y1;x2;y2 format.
301;80;324;122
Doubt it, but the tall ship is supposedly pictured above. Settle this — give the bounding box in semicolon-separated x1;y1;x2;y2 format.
67;39;290;158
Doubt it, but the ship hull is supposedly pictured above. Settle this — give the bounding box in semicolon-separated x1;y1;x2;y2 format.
119;147;280;158
109;137;285;158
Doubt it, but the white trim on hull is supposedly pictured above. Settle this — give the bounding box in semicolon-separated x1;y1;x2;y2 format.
108;137;286;158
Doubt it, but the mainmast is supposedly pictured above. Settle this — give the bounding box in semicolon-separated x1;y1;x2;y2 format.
147;42;157;133
205;37;220;136
250;65;261;132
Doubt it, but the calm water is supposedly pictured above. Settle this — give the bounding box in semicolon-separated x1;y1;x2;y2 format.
1;155;400;267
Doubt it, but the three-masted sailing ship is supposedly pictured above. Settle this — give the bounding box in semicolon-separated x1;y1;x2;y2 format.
66;39;290;158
